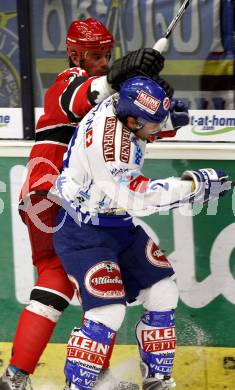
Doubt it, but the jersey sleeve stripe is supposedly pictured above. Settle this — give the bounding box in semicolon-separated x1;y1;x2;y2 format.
35;125;76;145
71;78;98;118
61;76;89;121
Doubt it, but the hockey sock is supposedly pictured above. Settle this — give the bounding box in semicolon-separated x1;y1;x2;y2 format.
102;332;116;369
65;319;116;389
10;308;56;373
81;308;117;370
135;310;176;379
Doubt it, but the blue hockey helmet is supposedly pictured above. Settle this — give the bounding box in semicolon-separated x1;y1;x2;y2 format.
115;76;171;124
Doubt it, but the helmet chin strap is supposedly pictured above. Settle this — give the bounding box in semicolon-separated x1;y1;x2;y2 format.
131;125;142;134
69;57;77;68
122;120;143;134
131;119;144;134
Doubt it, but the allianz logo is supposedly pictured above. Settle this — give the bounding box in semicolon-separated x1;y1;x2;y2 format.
0;114;10;127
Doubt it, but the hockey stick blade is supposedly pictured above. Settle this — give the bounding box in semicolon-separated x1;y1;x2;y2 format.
153;0;193;53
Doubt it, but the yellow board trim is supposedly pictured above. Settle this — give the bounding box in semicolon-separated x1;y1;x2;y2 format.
1;343;235;389
36;58;234;76
162;59;234;76
36;58;68;74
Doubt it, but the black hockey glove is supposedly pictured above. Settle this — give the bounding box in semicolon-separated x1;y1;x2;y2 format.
107;48;165;91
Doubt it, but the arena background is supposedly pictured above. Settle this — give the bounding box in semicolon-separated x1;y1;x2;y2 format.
0;0;235;389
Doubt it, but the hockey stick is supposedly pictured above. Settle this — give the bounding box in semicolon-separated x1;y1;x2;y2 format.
151;1;235;191
182;180;235;189
153;0;193;53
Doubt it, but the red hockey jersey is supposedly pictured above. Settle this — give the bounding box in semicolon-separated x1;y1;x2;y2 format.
20;67;113;200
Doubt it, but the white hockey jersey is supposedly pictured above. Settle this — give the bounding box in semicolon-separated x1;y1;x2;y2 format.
55;95;192;226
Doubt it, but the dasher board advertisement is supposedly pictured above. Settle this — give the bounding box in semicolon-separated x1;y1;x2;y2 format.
166;110;235;142
0;108;23;138
1;157;235;347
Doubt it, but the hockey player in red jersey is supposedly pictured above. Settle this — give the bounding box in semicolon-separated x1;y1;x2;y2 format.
0;18;165;390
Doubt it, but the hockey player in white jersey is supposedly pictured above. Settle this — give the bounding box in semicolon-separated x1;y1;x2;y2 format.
54;76;230;390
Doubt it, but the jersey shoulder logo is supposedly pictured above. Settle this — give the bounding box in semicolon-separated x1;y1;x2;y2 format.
120;126;131;163
103;116;117;162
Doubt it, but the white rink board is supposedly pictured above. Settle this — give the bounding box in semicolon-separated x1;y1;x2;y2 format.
0;109;234;141
166;110;235;142
1;140;235;160
35;108;235;142
0;108;23;139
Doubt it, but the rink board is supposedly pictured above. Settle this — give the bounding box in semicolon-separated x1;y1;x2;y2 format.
1;154;235;346
1;146;235;390
1;342;235;390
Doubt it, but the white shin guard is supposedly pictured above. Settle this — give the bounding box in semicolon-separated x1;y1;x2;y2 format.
65;319;117;389
136;278;178;380
137;277;179;312
85;304;126;331
135;310;176;380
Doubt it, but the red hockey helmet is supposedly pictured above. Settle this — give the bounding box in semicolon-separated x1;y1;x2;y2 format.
66;18;114;56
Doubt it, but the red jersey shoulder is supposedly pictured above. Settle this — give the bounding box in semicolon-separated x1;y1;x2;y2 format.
56;67;88;82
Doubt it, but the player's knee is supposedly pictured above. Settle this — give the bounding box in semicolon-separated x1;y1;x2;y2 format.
36;256;74;300
138;277;179;311
27;287;71;322
26;300;62;323
85;304;126;331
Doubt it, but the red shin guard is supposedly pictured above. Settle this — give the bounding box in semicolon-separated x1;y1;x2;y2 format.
10;308;56;373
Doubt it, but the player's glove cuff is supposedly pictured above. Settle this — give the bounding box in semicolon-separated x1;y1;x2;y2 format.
181;168;231;204
169;99;189;130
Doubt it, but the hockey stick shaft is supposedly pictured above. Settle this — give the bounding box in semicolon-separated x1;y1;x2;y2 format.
153;0;193;53
164;0;192;39
182;180;235;189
